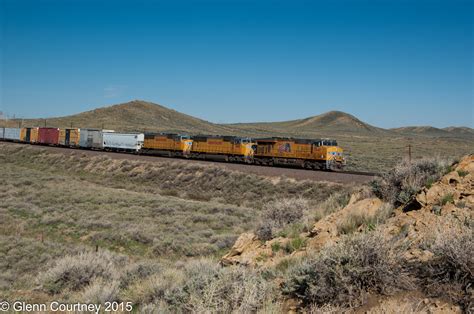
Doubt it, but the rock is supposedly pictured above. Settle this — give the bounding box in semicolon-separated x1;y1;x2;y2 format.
442;171;461;185
220;233;262;266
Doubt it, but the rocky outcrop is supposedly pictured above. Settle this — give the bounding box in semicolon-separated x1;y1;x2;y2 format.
222;155;473;269
307;197;383;250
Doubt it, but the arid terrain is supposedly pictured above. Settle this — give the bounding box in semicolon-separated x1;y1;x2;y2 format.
0;140;472;312
1;101;472;312
2;100;473;172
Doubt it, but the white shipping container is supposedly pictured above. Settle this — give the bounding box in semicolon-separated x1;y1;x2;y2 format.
103;132;144;151
0;128;4;140
4;128;21;141
79;128;104;149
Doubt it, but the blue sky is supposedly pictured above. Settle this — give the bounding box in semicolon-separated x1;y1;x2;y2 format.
1;0;472;128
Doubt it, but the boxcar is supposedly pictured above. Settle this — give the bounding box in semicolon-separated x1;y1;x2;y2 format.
254;137;345;170
143;133;193;157
20;127;39;143
103;132;144;152
79;128;104;149
59;128;80;147
38;128;60;145
190;135;255;163
4;128;22;141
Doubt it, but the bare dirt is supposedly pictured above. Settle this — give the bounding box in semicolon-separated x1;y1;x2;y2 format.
1;142;375;184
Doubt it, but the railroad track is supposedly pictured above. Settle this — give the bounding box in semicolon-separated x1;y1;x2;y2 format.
338;170;380;177
1;141;377;184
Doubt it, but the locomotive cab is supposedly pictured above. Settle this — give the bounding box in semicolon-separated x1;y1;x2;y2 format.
313;139;345;170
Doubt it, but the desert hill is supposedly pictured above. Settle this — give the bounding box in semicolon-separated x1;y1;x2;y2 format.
2;100;472;172
9;100;236;135
5;100;472;139
229;110;384;136
391;126;474;138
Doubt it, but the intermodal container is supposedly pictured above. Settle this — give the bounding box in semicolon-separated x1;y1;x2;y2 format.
4;128;22;141
0;127;4;140
38;127;60;145
79;128;104;149
103;132;144;151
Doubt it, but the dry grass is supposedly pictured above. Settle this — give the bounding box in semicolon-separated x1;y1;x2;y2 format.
1;142;472;312
0;142;344;308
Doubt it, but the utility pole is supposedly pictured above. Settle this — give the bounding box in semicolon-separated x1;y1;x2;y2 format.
408;144;412;163
44;119;47;127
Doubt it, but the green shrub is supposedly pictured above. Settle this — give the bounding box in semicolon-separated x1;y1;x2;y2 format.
457;169;468;177
282;232;411;307
440;193;454;206
371;158;452;205
163;259;276;312
415;227;473;310
271;242;281;253
255;198;309;241
39;250;126;294
284;236;306;253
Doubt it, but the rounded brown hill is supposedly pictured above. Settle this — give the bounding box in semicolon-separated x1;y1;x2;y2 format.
15;100;237;134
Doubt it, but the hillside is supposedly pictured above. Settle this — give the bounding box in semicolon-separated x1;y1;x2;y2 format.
221;155;474;312
391;126;474;138
229;110;385;137
8;100;236;135
2;100;472;172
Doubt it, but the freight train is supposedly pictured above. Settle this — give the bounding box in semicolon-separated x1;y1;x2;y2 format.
0;127;345;170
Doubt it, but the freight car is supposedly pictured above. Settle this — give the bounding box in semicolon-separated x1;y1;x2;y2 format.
254;137;345;170
4;128;22;142
190;135;255;163
38;128;60;145
21;127;39;143
143;133;193;157
79;128;104;149
59;128;81;147
0;125;346;171
103;132;144;152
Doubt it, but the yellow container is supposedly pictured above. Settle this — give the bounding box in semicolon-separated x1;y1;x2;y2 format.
59;128;80;146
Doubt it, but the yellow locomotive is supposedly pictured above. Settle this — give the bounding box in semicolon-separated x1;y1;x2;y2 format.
143;133;193;157
254;137;345;170
190;135;255;163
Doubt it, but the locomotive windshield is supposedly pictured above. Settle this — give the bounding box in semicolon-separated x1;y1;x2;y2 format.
315;140;338;146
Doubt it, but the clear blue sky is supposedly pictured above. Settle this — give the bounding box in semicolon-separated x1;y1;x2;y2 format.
1;0;473;128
